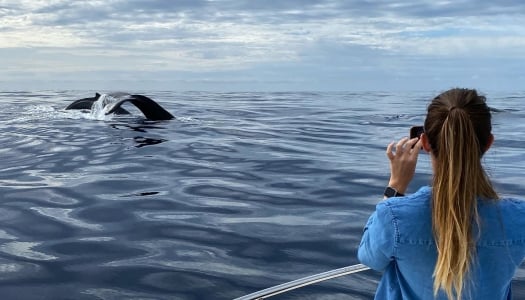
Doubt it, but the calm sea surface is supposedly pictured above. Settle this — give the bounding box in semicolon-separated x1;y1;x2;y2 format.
0;91;524;299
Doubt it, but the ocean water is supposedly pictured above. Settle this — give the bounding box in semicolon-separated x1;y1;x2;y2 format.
0;90;524;300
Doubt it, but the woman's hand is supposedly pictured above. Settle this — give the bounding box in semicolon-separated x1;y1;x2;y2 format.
385;137;422;195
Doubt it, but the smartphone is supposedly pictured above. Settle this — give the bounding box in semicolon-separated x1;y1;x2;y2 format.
410;126;424;140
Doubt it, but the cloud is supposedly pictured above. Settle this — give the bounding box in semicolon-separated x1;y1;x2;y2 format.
0;0;524;90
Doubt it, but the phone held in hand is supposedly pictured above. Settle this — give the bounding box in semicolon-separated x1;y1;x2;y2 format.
410;126;424;140
410;126;424;149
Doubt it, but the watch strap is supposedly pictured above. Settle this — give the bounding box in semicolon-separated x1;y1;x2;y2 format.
384;186;405;198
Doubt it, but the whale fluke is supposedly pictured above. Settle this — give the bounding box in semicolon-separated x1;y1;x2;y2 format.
66;93;131;114
105;95;174;120
65;93;100;110
66;93;173;120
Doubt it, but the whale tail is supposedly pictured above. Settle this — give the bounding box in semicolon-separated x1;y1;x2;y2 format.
105;95;174;120
66;93;173;120
66;93;129;114
65;93;101;110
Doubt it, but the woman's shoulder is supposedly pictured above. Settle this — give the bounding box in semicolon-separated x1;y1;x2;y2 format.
478;197;525;245
382;186;432;208
499;197;525;205
380;186;433;242
379;186;432;219
495;197;525;213
478;196;525;210
479;196;525;229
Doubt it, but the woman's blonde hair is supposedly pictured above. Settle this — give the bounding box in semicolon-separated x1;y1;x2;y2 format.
424;88;498;299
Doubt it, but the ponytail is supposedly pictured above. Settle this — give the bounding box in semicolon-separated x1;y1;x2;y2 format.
424;89;498;300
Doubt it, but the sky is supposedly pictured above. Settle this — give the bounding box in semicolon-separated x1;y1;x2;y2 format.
0;0;524;92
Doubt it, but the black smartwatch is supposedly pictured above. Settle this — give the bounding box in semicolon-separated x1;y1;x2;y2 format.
384;186;404;198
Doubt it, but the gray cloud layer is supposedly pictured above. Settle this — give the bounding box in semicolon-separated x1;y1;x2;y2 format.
1;0;524;91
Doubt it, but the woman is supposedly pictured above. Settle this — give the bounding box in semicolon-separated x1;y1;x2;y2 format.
358;88;525;299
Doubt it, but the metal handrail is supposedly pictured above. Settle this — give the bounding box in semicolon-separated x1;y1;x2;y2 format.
233;263;371;300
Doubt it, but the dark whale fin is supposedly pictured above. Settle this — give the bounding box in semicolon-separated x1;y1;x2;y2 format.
65;97;96;110
65;93;102;109
105;95;174;120
107;107;131;115
66;93;130;114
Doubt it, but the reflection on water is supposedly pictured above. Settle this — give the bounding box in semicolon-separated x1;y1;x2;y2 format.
1;242;57;261
0;91;523;299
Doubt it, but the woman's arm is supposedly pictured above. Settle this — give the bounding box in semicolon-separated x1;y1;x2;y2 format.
358;202;397;271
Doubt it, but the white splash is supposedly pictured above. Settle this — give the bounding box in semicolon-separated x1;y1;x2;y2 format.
89;94;117;120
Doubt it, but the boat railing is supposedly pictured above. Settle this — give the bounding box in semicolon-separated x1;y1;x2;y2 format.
233;263;371;300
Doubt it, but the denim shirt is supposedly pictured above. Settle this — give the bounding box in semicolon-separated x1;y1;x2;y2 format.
358;186;525;300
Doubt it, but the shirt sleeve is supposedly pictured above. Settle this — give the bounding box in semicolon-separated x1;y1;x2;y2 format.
357;202;397;271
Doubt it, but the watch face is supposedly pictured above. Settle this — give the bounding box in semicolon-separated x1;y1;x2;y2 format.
384;187;397;198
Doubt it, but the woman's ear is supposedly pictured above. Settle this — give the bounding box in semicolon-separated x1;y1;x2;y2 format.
421;133;431;153
484;134;494;153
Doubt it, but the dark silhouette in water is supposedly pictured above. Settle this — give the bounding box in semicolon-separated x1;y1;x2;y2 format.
66;92;174;121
